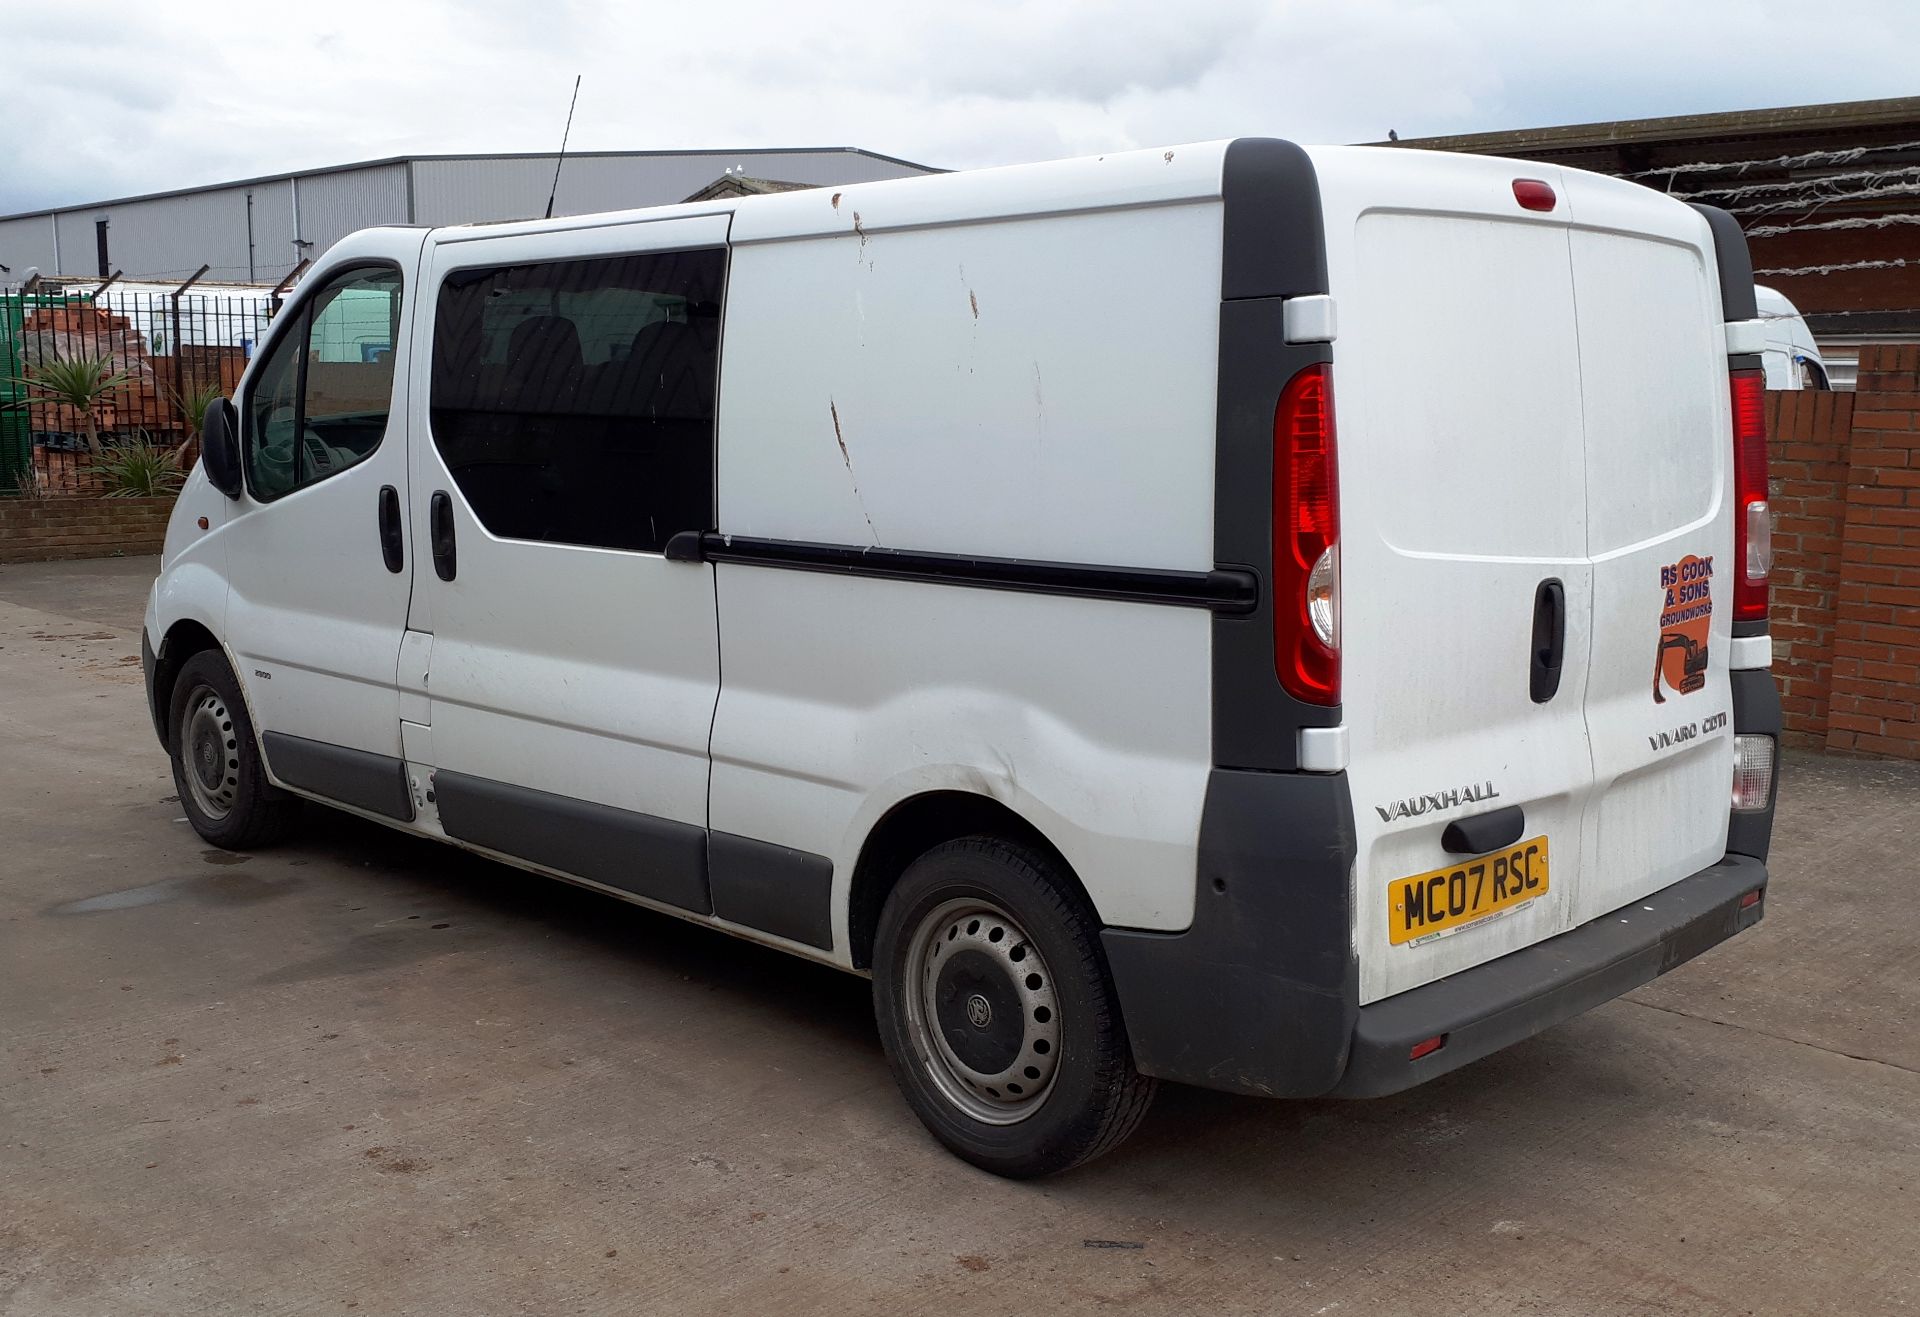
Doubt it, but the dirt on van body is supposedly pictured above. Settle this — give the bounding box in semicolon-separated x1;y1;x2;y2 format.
1;557;1915;1316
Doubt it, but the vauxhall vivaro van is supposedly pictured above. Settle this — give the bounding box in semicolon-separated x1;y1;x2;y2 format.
144;139;1780;1176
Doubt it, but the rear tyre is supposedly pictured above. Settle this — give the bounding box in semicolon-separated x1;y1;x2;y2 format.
168;650;299;850
873;836;1156;1178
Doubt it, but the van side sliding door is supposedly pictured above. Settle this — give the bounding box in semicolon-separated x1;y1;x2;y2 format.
403;216;729;913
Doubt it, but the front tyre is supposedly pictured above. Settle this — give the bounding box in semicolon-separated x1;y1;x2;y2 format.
168;650;298;850
873;837;1156;1177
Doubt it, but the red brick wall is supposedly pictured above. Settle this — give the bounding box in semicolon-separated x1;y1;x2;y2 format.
1827;348;1920;758
1766;389;1853;748
1765;345;1920;759
0;497;174;564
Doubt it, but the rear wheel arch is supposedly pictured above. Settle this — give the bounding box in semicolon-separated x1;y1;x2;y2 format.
847;791;1085;971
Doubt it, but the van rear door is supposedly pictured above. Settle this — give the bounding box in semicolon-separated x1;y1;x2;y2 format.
1311;149;1601;1005
1561;170;1735;929
1312;148;1740;1006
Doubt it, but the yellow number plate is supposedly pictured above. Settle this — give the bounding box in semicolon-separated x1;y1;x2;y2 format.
1389;836;1550;946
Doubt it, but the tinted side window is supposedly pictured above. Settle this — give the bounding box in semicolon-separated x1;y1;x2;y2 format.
245;266;402;500
430;248;724;553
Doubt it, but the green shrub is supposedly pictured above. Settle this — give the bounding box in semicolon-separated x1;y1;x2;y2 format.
97;437;184;498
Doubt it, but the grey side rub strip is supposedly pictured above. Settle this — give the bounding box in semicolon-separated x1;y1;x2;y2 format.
708;832;835;950
435;770;713;915
262;732;415;822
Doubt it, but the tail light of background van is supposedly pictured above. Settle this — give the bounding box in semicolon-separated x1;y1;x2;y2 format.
1274;364;1340;704
1730;368;1771;622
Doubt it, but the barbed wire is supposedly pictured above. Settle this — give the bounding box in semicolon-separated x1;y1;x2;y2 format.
1746;212;1920;237
1727;178;1920;217
1753;257;1912;277
1631;137;1920;181
1684;164;1920;203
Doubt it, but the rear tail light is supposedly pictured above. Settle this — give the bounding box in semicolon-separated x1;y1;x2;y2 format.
1732;734;1775;811
1730;368;1770;622
1273;363;1340;704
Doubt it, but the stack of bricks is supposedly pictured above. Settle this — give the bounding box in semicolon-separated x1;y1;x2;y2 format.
20;305;180;436
32;447;110;496
1765;343;1920;759
0;496;174;564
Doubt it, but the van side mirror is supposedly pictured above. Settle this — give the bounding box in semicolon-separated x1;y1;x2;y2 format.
201;398;243;499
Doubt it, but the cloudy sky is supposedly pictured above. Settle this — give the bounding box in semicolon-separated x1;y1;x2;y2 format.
3;0;1916;213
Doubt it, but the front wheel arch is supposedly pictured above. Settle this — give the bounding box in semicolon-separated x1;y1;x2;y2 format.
151;619;223;752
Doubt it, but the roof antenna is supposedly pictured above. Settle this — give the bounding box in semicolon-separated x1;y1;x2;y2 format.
544;75;583;220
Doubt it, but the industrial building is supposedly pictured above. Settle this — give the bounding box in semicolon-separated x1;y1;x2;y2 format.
0;147;938;285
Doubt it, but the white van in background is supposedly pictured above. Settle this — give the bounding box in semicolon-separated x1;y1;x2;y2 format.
142;141;1780;1177
1755;284;1830;389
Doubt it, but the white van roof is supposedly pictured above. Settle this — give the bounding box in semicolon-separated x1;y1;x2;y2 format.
432;142;1245;246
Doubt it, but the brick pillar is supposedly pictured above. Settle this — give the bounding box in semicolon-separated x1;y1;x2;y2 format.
1766;389;1853;748
1826;345;1920;758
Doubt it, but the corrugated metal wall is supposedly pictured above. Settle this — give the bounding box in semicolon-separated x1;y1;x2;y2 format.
80;187;256;282
0;215;57;276
294;163;410;258
0;150;933;282
5;185;303;284
247;185;299;283
412;150;928;225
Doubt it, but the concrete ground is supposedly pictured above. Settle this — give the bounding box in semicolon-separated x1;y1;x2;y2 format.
2;557;1915;1317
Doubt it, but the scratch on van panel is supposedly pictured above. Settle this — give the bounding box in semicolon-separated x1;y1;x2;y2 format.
968;289;979;319
851;211;867;246
1033;362;1046;439
831;192;842;210
829;400;879;544
1163;150;1175;163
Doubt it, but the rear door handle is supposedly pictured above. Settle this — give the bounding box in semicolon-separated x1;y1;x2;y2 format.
1443;805;1527;855
1530;577;1565;704
429;490;457;582
378;485;404;573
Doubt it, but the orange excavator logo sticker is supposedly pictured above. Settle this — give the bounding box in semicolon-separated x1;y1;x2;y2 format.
1653;554;1714;704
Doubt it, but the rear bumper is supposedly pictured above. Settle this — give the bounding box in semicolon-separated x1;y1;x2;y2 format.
1105;751;1775;1100
1330;852;1767;1097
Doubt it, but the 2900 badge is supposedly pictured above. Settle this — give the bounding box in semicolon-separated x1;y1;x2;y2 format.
1390;837;1549;946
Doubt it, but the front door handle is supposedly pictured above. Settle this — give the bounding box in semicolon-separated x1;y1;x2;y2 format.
1530;577;1565;704
430;490;457;582
378;485;404;573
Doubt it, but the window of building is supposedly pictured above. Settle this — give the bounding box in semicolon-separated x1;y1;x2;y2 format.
244;265;402;500
428;248;724;553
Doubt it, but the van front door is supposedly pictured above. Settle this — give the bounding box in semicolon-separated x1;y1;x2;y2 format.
223;231;425;823
404;216;729;914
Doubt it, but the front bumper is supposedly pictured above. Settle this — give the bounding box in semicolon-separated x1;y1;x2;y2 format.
141;628;166;749
1331;852;1766;1097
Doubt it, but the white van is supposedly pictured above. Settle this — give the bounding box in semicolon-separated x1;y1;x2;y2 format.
1754;283;1831;389
143;140;1780;1177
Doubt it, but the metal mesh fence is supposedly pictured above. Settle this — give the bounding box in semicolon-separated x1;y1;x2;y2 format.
0;278;278;494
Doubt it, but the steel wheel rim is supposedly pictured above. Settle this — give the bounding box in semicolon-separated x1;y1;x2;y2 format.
180;685;241;822
903;897;1063;1126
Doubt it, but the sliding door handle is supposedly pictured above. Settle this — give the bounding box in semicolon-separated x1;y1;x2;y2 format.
377;485;404;573
430;490;457;582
